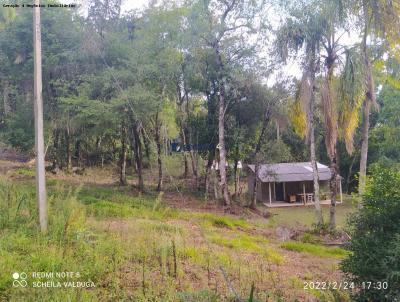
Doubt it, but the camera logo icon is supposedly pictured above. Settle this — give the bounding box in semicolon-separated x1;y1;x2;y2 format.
12;272;27;287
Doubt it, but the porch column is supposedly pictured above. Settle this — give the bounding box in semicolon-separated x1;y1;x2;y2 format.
273;182;276;200
303;182;306;204
339;178;343;203
283;182;286;201
269;182;272;205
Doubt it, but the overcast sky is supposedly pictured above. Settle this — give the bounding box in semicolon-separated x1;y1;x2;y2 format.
121;0;148;12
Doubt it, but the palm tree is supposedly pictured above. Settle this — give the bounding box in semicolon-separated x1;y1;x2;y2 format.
352;0;400;196
278;0;369;230
318;0;379;229
276;2;328;226
318;0;367;230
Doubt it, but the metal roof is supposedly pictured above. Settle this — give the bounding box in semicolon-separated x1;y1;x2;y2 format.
247;162;335;182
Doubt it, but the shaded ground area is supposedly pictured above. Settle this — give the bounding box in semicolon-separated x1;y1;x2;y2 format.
0;145;30;163
0;145;30;175
0;160;26;175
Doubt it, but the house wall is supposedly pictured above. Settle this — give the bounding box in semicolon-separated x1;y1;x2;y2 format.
261;182;274;202
247;172;268;202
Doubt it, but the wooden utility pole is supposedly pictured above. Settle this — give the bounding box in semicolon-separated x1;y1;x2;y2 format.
33;0;47;232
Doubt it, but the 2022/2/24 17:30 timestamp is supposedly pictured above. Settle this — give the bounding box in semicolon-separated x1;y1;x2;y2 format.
361;281;388;290
303;281;389;291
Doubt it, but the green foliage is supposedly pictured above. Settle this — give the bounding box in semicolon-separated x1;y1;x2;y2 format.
199;213;250;229
1;110;34;152
299;232;322;244
289;99;307;139
14;167;35;177
208;233;267;252
369;85;400;168
0;179;124;301
86;200;136;218
281;241;350;258
338;48;365;154
176;289;220;302
341;166;400;301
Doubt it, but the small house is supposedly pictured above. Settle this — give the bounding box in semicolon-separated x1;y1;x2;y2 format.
247;162;342;207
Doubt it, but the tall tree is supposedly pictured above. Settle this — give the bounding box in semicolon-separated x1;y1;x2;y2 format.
353;0;400;195
189;0;267;207
276;2;327;225
279;0;369;229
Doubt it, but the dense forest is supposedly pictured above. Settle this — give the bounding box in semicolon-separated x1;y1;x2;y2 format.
1;0;400;214
1;0;400;301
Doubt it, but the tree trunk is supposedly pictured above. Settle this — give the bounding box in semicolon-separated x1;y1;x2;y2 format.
310;121;323;225
308;47;323;226
3;81;11;115
213;168;220;200
66;126;72;173
250;105;271;209
189;148;198;190
329;149;338;231
132;122;144;192
204;153;213;200
346;153;357;194
359;96;370;196
155;112;163;191
52;128;60;170
179;125;189;178
216;48;230;206
129;143;137;173
323;46;339;231
217;81;230;206
120;123;127;185
359;0;375;198
95;136;101;165
182;73;199;190
75;139;81;167
233;158;238;201
251;163;259;209
142;129;151;164
276;121;280;140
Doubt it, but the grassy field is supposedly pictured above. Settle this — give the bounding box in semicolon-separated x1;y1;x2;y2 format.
0;162;355;301
268;199;356;230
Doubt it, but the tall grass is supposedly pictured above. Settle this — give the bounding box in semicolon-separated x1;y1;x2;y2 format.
0;176;350;301
0;179;125;301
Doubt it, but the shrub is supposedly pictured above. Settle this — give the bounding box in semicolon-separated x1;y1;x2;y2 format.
341;166;400;301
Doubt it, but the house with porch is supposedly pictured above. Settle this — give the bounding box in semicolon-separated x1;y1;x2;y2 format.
247;162;342;207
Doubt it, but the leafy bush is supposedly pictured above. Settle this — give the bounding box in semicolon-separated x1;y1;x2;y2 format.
341;166;400;301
